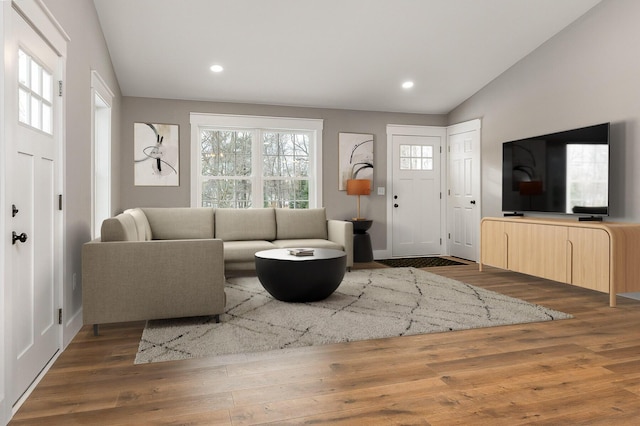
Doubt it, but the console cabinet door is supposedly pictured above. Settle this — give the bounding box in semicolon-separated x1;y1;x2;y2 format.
568;228;610;293
506;223;567;283
481;220;506;268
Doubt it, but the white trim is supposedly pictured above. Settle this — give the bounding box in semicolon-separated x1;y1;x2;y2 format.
189;113;324;208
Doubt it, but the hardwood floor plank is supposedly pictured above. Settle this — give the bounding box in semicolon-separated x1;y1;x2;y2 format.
10;264;640;424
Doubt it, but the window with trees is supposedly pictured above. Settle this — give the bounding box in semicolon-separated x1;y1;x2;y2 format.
190;113;323;209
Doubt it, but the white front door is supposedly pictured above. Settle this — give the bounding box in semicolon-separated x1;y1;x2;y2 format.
391;132;443;257
6;9;62;405
447;119;481;261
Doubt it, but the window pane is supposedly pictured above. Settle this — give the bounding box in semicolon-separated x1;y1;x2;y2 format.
201;130;252;176
201;179;252;208
30;97;41;129
400;145;410;157
42;70;53;102
18;49;29;87
19;89;29;123
263;132;310;178
264;179;309;209
42;103;52;134
31;61;42;96
400;158;410;170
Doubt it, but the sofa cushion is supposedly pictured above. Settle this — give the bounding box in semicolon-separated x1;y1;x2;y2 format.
275;208;328;240
223;240;277;262
124;208;152;241
215;208;276;241
142;208;214;240
101;213;140;242
272;239;343;251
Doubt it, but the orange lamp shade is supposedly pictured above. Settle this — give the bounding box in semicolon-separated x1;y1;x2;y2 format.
346;179;371;196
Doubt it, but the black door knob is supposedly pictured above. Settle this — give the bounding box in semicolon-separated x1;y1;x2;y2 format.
394;204;399;208
12;231;27;245
470;200;476;205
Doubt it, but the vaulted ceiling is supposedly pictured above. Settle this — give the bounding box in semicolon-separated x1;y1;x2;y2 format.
94;0;601;114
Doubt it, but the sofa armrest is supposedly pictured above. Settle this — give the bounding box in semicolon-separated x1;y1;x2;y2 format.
82;238;225;326
327;220;354;269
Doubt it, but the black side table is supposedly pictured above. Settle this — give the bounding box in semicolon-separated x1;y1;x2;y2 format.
348;219;374;262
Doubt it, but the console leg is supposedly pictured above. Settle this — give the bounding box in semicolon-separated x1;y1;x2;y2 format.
213;314;220;323
93;324;99;336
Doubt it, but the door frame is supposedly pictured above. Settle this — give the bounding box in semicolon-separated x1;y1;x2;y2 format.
1;0;68;421
381;124;447;259
379;121;481;261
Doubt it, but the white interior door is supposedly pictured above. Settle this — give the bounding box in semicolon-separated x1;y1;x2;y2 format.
447;119;481;261
7;9;62;405
391;133;442;257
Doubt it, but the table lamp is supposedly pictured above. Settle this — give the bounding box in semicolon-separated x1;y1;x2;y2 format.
346;179;371;220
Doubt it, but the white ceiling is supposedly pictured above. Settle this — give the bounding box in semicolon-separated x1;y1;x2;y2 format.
93;0;601;115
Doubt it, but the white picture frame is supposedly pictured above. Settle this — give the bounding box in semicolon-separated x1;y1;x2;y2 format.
134;122;179;186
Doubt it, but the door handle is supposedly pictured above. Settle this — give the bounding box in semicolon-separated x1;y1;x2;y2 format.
12;231;27;245
394;204;399;208
470;200;476;205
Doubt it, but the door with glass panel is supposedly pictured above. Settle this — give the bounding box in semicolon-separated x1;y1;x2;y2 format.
7;9;62;405
391;134;443;256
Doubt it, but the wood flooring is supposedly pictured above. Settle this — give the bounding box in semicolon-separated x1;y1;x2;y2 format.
10;263;640;425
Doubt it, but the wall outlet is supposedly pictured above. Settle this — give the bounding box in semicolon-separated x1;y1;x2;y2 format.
377;186;385;195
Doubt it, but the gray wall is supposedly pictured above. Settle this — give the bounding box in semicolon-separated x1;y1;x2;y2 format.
120;97;446;249
448;0;640;222
42;0;121;339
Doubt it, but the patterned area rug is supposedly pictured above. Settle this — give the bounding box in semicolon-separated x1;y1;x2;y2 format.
135;268;572;364
376;257;466;268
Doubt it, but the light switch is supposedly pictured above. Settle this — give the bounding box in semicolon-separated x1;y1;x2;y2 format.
377;187;385;195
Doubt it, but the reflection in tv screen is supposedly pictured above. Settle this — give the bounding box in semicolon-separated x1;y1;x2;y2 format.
502;123;610;216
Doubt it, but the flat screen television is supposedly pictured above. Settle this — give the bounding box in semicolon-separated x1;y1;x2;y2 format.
502;123;610;217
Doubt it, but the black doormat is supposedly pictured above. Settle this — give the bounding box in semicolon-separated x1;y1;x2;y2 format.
376;257;466;268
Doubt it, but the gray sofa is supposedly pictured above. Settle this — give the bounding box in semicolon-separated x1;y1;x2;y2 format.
82;207;353;333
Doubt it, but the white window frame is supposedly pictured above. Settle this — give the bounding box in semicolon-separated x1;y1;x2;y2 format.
190;113;323;208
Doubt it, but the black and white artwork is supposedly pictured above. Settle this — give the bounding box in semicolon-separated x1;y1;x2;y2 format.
134;122;179;186
338;132;373;190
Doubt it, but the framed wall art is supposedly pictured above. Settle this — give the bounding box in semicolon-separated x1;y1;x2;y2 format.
338;132;374;190
134;122;179;186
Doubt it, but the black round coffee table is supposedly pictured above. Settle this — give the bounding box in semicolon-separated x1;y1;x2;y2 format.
254;248;347;302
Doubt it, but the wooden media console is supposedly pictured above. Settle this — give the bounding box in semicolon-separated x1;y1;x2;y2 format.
480;217;640;307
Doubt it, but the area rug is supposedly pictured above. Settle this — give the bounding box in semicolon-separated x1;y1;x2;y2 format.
135;268;572;364
376;257;466;268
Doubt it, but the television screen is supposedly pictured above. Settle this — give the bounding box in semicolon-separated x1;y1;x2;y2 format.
502;123;610;215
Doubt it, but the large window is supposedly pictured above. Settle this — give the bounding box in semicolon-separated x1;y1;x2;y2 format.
190;113;323;208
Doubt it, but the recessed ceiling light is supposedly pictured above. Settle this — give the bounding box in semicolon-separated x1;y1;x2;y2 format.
210;64;224;73
402;81;414;89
